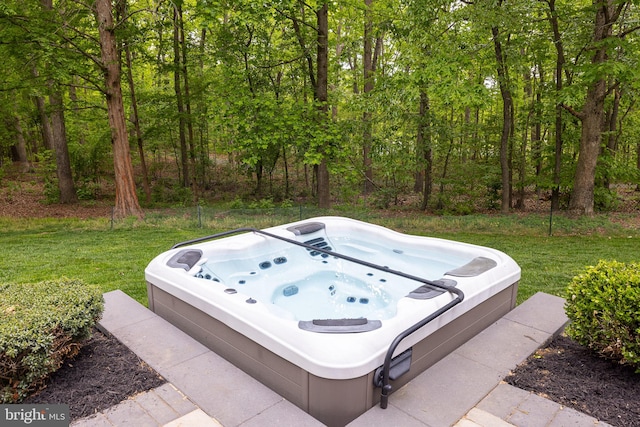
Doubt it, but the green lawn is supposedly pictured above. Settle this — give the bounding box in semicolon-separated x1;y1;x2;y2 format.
1;210;638;306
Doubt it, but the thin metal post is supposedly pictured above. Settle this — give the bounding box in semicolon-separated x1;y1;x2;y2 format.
548;199;553;236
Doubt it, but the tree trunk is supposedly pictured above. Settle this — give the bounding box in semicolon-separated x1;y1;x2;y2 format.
545;0;565;211
125;45;151;204
69;81;87;145
492;25;512;214
120;0;151;204
637;138;640;192
316;3;331;209
94;0;143;219
362;0;375;194
602;85;620;189
49;90;78;203
32;92;54;152
569;0;620;215
179;6;196;192
532;69;543;191
417;91;432;210
39;0;77;205
12;114;31;172
173;4;189;188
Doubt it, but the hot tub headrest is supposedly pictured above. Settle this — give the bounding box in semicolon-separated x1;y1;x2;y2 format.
286;222;326;235
167;249;203;271
408;279;458;300
445;256;497;277
299;318;382;333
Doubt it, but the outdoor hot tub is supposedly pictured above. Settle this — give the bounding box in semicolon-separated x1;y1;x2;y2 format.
145;216;520;426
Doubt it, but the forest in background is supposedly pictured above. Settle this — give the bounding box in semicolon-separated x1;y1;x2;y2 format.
1;0;640;219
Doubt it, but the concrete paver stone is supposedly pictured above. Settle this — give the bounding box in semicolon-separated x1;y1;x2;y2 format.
475;383;531;419
503;292;569;335
453;318;550;373
239;400;326;427
102;398;158;427
153;383;198;417
457;408;516;427
74;290;611;427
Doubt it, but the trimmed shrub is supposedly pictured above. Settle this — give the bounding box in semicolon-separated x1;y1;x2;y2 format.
564;260;640;372
0;279;104;403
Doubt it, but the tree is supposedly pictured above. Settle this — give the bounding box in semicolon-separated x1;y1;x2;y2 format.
49;87;78;204
118;0;151;204
542;0;567;211
417;91;433;210
491;8;514;214
39;0;78;204
172;1;191;189
566;0;638;215
3;0;640;214
362;0;382;194
316;3;331;208
284;0;331;207
94;0;143;219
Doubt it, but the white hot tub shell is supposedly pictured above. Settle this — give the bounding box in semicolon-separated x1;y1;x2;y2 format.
145;217;521;426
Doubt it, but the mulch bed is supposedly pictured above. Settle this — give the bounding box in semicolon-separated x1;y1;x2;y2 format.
24;329;165;420
24;328;640;426
505;334;640;427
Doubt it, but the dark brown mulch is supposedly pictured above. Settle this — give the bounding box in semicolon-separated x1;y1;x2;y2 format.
505;334;640;427
25;329;640;426
24;329;165;420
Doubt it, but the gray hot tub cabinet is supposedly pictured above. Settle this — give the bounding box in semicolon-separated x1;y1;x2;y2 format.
147;281;518;427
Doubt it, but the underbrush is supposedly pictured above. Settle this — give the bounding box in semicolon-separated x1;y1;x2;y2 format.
0;279;104;403
565;261;640;372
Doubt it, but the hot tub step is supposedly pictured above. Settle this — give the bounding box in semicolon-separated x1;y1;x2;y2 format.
373;348;413;386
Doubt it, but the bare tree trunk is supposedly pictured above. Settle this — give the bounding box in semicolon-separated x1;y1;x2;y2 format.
94;0;143;219
316;3;331;209
32;91;54;152
49;90;78;203
287;2;330;208
173;3;189;188
119;0;151;204
179;6;196;194
362;0;375;194
12;115;31;172
68;81;87;145
602;85;620;189
637;139;640;192
568;0;622;215
516;62;532;210
417;91;432;210
532;68;543;192
543;0;566;210
492;24;513;214
39;0;77;205
124;45;151;204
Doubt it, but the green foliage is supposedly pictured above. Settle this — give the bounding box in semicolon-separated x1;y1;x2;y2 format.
0;279;104;402
68;138;111;185
248;197;276;209
2;0;640;213
564;261;640;372
593;186;620;212
151;179;194;205
34;151;59;204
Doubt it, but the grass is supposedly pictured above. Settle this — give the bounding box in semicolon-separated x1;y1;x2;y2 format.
1;209;638;306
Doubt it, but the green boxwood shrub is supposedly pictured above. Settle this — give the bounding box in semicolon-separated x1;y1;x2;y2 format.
0;279;104;403
564;260;640;372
